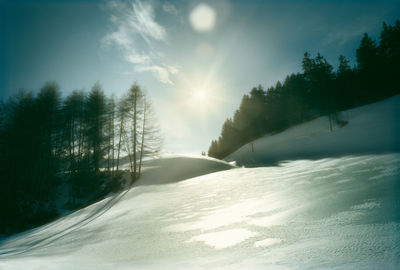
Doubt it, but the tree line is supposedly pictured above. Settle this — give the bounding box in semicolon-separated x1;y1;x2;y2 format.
208;20;400;159
0;82;161;234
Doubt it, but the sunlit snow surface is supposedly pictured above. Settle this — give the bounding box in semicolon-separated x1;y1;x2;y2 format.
1;154;399;269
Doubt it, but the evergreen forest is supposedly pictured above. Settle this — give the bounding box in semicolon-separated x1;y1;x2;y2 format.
208;21;400;159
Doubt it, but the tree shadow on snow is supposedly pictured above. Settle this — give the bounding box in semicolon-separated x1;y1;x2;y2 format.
0;189;129;258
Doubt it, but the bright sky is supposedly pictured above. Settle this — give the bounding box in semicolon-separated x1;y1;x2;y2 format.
1;0;399;154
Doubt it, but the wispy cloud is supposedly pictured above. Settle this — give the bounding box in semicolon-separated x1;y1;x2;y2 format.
136;64;179;85
162;2;179;17
102;0;178;84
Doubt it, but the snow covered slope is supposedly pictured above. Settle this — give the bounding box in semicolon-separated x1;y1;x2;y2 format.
226;95;400;166
135;154;235;185
1;153;399;269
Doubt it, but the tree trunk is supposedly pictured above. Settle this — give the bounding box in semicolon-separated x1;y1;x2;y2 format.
107;112;111;173
116;114;124;172
111;108;115;175
132;92;137;183
138;102;147;178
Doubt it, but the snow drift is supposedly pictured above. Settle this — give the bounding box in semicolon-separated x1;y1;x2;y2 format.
226;95;400;166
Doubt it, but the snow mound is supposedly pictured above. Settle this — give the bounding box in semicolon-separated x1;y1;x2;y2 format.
1;153;399;269
135;154;235;185
226;95;400;166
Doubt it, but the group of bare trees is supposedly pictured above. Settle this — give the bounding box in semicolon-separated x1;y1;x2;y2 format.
0;81;161;234
116;84;162;182
61;82;161;182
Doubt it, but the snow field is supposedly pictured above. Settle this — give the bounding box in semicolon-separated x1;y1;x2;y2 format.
1;153;399;269
1;96;399;269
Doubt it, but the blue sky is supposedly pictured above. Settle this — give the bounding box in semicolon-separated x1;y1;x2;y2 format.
1;0;399;154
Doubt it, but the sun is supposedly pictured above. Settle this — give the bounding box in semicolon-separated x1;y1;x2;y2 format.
177;73;226;117
189;3;216;32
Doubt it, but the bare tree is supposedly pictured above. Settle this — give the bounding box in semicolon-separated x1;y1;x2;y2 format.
85;82;106;173
118;84;162;184
126;83;143;183
116;96;129;172
138;92;162;178
106;95;116;173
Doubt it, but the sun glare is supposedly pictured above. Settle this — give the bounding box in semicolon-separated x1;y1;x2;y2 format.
193;88;207;102
177;73;227;119
188;84;214;113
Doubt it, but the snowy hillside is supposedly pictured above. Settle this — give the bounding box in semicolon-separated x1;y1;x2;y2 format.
134;154;235;185
1;153;399;269
1;96;400;269
226;95;400;166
